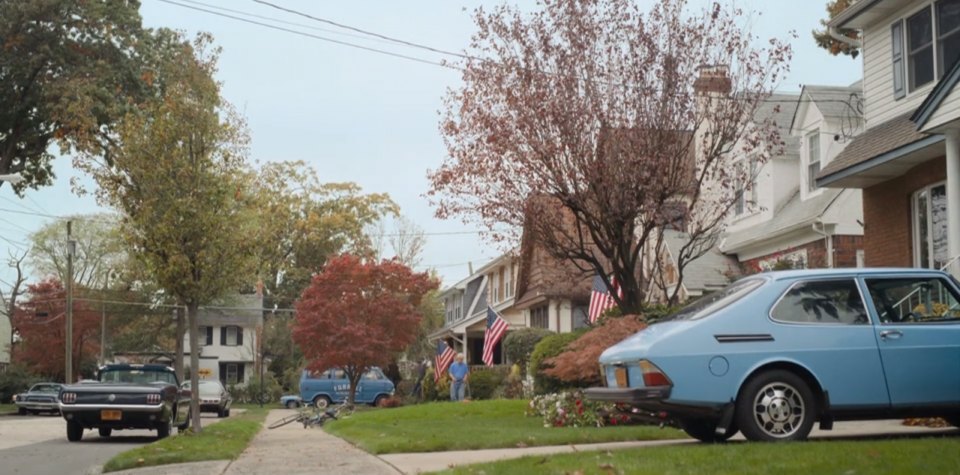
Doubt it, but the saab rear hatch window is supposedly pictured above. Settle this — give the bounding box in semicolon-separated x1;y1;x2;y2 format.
663;277;766;321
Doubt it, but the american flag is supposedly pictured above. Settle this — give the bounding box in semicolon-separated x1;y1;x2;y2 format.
434;340;456;382
588;274;621;323
482;307;509;366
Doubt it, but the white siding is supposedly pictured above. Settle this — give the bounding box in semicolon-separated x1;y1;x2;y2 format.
862;2;941;127
922;88;960;131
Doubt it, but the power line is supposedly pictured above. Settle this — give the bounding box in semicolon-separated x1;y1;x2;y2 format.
153;0;459;70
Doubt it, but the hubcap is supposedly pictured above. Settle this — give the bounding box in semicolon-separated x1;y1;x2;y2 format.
752;381;804;438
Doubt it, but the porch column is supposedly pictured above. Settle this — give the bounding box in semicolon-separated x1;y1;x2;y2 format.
947;131;960;276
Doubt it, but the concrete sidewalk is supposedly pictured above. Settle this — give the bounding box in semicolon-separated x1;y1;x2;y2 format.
106;412;958;475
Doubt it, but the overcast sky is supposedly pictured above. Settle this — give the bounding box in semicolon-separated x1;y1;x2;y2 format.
0;0;862;290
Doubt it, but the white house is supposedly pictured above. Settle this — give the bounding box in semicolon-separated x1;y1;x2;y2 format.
182;293;262;386
0;309;10;371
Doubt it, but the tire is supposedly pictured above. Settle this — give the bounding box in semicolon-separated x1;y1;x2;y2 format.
373;395;386;407
736;370;817;442
98;428;112;438
286;400;299;409
224;409;230;417
156;417;172;439
66;421;83;442
178;410;191;431
945;415;960;428
17;407;26;415
313;395;331;408
217;408;225;418
679;418;738;443
268;413;303;429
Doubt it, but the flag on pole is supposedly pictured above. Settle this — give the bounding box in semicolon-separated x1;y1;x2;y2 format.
588;274;621;323
434;340;456;382
482;307;509;366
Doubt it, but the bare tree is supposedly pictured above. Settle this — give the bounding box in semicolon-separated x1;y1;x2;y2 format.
428;0;791;312
0;249;28;364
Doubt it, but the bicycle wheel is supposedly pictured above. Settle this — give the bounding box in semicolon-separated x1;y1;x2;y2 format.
268;413;303;429
335;403;355;418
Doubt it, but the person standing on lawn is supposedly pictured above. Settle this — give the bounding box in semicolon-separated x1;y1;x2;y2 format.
448;354;469;401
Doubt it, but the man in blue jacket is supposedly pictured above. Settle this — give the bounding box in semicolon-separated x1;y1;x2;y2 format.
448;354;469;401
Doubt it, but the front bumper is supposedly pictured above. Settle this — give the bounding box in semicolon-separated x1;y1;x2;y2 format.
15;401;59;411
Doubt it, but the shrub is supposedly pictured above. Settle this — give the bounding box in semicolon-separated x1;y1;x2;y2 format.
544;315;648;386
529;330;585;395
0;365;41;403
467;367;506;400
244;373;284;403
421;368;449;401
503;328;553;375
492;364;525;399
378;395;403;408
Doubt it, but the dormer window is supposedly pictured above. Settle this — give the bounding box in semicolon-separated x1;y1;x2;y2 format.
894;1;960;98
807;131;821;193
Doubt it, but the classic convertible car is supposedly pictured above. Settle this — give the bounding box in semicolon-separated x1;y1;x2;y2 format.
586;268;960;442
58;364;191;441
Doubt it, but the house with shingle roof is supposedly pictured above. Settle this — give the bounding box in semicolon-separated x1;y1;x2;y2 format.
817;0;960;276
719;82;866;272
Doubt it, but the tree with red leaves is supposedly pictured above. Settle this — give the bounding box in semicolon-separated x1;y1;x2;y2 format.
428;0;792;310
543;315;648;385
14;279;100;381
292;255;438;404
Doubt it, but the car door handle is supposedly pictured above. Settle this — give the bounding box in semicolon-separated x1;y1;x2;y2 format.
879;330;903;340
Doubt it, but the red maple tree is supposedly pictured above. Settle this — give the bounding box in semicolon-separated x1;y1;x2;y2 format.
13;279;101;381
292;254;438;404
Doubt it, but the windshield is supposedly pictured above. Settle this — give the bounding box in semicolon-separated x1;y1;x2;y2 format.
662;277;766;321
30;383;60;394
100;368;177;385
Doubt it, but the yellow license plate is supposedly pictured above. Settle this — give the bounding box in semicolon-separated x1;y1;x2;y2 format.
101;410;122;421
615;367;628;387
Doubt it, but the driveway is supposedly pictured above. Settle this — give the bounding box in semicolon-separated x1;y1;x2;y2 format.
0;412;228;475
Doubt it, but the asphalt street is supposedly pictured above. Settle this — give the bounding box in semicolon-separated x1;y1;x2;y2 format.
0;412;222;475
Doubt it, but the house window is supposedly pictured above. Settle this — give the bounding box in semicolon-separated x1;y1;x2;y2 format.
734;157;758;216
908;7;935;90
806;131;821;192
454;298;462;321
913;182;948;269
530;306;549;329
198;326;213;346
505;265;513;298
220;326;243;346
490;272;500;303
220;362;244;385
895;1;960;95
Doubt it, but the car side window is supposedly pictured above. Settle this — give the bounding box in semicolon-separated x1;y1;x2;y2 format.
865;277;960;324
771;279;868;325
363;369;381;380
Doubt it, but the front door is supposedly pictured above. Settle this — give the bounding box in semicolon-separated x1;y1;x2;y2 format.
864;275;960;407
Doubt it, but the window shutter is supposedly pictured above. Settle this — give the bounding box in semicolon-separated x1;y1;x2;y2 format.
205;326;213;346
237;363;245;383
236;327;243;346
892;20;906;99
220;327;226;346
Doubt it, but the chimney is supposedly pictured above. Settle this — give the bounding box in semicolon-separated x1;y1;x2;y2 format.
693;65;731;95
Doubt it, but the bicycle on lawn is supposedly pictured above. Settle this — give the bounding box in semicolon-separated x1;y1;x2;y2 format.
267;399;355;429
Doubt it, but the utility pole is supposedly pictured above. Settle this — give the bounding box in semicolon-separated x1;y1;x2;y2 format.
65;220;75;384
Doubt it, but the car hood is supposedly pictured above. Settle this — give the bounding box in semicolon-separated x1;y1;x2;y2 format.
598;320;693;364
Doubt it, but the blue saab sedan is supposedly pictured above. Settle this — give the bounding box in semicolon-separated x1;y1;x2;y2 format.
586;268;960;442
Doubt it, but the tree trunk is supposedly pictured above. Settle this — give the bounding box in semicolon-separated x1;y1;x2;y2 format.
174;306;185;383
187;303;202;432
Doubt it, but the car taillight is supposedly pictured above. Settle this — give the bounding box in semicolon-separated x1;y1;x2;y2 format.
639;360;672;387
146;394;161;404
61;393;77;404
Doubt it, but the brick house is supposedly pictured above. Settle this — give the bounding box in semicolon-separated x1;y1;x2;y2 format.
817;0;960;276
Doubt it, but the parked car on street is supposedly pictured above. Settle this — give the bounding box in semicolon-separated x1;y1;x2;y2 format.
586;268;960;442
280;394;303;409
14;383;63;415
58;364;190;441
299;367;394;407
181;380;232;418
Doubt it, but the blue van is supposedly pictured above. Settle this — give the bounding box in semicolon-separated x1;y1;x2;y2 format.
299;367;395;406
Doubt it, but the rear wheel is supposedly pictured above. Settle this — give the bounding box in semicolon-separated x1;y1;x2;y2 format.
313;395;331;408
679;418;738;443
285;400;299;409
66;421;83;442
268;413;303;429
98;428;112;438
373;395;386;407
736;370;817;442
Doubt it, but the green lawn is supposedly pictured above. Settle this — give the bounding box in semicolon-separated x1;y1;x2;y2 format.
434;437;960;475
102;407;268;473
0;404;16;415
324;399;685;454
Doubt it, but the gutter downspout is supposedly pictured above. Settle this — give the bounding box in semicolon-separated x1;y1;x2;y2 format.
828;26;863;49
812;220;834;268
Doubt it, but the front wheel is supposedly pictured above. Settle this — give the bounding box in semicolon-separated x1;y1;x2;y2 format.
679;418;737;443
736;370;817;442
66;421;83;442
286;400;299;409
268;413;303;429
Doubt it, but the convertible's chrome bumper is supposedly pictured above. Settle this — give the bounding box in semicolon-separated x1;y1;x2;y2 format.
59;403;164;413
